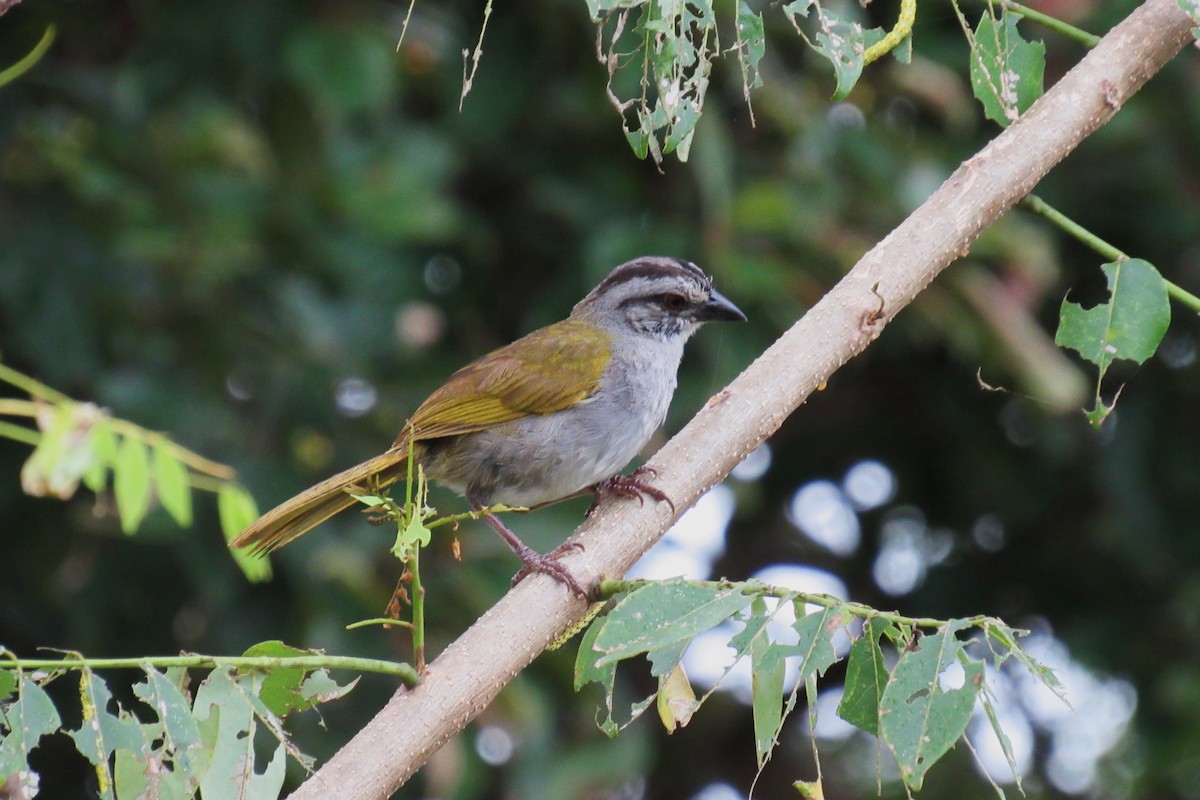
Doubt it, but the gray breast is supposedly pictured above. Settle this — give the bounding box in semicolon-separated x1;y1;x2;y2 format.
422;335;683;508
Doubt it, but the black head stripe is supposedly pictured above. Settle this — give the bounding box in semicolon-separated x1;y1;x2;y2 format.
592;257;709;297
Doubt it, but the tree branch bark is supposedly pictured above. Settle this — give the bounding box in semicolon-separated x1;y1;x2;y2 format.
290;2;1194;797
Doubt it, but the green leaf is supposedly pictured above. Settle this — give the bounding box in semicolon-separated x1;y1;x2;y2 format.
1057;259;1170;372
646;638;691;679
132;668;206;782
0;670;15;702
784;2;868;100
746;603;851;777
392;515;432;562
592;580;753;665
0;677;61;800
837;616;892;734
20;402;107;500
113;436;153;534
193;669;287;800
880;621;984;791
979;685;1022;791
574;618;620;736
750;634;786;768
0;675;62;792
220;484;271;582
1056;259;1170;425
989;624;1068;704
83;423;119;493
969;11;1046;126
69;669;147;800
153;444;193;527
736;1;766;93
240;641;358;716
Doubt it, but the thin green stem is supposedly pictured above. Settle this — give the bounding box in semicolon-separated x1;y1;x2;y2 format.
345;618;414;631
0;24;56;89
106;418;236;480
1166;281;1200;314
410;545;425;672
1020;195;1200;315
0;653;420;686
0;362;71;404
0;398;38;417
0;419;39;446
1001;1;1101;48
1020;195;1123;260
0;364;238;479
597;578;1004;632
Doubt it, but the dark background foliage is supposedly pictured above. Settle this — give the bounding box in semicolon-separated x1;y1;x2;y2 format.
2;0;1200;798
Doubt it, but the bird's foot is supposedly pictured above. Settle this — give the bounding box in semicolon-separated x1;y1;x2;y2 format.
587;467;676;517
510;544;590;599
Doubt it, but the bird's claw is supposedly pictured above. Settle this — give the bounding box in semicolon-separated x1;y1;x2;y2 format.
587;467;675;517
510;544;591;599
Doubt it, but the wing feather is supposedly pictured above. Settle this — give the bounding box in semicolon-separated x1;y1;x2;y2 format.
397;319;610;444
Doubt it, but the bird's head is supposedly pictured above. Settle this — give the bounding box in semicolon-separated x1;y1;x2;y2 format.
573;256;746;342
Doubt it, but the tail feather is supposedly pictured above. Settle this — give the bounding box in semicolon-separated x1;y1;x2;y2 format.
230;449;411;555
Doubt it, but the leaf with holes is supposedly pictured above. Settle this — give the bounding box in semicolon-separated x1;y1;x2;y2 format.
242;641;358;717
784;2;869;100
1056;258;1170;425
131;668;206;784
592;580;753;666
193;669;286;800
969;11;1045;126
69;669;148;800
880;620;984;791
0;674;61;796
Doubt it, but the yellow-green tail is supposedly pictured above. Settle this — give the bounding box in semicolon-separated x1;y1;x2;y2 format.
230;448;410;555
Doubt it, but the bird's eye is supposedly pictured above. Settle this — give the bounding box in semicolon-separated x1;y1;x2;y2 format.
661;293;688;311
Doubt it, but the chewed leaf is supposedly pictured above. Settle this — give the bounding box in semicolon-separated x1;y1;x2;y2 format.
880;620;984;791
240;641;357;716
1057;259;1170;372
784;2;869;100
969;11;1045;126
0;675;62;795
1056;258;1170;425
69;669;147;799
132;668;205;779
593;580;753;665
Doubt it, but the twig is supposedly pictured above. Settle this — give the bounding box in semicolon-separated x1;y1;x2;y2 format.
1020;194;1200;313
0;653;420;685
458;0;492;111
1002;0;1102;47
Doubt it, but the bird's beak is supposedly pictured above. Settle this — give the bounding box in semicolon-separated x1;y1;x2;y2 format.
698;289;747;323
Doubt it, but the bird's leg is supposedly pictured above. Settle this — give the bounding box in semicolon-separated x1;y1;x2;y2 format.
474;504;590;599
586;466;676;518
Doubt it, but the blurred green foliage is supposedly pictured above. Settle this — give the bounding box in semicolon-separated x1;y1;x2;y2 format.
3;0;1200;798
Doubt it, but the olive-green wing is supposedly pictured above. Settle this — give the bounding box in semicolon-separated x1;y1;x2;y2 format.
398;319;611;444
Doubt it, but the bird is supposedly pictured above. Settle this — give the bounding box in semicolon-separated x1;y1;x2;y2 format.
230;256;746;597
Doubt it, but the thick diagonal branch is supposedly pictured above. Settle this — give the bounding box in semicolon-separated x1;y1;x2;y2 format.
290;3;1195;798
